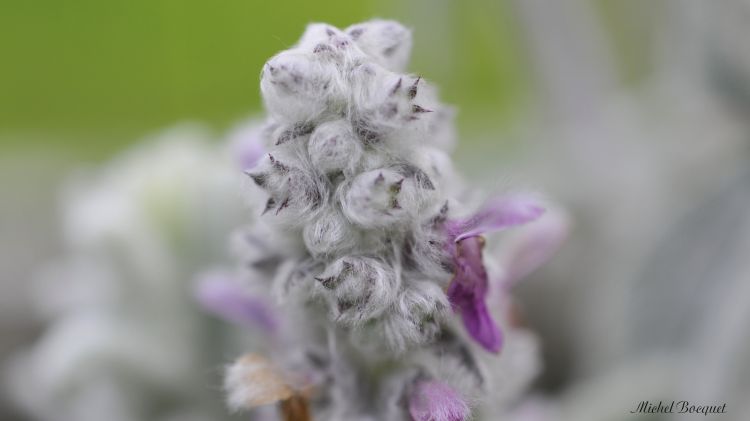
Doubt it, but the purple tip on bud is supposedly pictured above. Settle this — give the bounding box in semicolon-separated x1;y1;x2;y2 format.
412;105;432;113
348;27;364;40
275;197;290;215
390;78;403;96
409;380;470;421
313;43;333;54
247;172;267;188
269;154;290;173
389;178;404;194
262;197;276;215
408;77;421;99
315;276;338;289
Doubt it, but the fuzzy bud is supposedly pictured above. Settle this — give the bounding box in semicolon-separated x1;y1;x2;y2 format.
372;280;449;353
272;121;315;146
314;256;398;325
297;23;348;50
303;208;359;257
247;153;327;225
349;71;439;147
260;51;345;122
307;119;362;174
341;168;427;228
345;20;413;72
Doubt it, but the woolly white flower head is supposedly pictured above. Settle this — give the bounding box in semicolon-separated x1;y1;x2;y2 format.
220;19;564;421
246;19;458;350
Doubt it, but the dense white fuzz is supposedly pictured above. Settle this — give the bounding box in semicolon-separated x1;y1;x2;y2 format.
247;152;327;226
233;19;547;421
269;121;315;147
412;147;455;189
345;20;413;72
314;256;398;325
308;119;362;174
369;279;450;353
348;70;441;150
260;51;345;122
341;168;415;228
303;208;359;257
401;225;455;283
271;257;322;302
297;23;350;51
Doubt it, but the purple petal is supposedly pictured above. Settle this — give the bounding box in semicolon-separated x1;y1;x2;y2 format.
447;237;502;353
229;122;265;171
449;194;545;242
500;209;569;289
448;281;502;353
409;380;470;421
194;273;278;334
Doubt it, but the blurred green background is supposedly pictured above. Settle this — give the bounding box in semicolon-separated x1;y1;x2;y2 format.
0;0;531;160
0;0;656;160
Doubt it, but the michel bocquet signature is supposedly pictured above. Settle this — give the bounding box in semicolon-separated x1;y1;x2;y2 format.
630;401;727;416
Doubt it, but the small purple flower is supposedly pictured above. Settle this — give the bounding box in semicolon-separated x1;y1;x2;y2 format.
408;379;470;421
194;273;278;335
444;194;544;353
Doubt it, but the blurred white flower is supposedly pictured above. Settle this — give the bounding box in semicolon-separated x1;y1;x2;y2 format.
6;125;255;421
